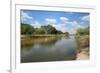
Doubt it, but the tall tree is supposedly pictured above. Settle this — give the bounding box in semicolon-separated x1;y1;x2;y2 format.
21;23;34;34
41;25;57;34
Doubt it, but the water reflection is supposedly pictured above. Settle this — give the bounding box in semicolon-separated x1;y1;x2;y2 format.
21;36;59;49
21;36;78;63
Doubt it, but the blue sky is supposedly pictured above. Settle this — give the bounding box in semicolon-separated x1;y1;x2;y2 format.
21;9;90;34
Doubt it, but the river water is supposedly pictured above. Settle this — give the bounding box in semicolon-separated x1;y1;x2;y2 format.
21;35;78;63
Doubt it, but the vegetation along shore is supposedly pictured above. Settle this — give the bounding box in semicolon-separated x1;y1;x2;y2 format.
75;27;89;60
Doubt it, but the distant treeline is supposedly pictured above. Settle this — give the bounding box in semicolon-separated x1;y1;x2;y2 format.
21;23;69;35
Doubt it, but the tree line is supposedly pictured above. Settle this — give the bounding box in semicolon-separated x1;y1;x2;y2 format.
21;23;69;35
76;27;89;36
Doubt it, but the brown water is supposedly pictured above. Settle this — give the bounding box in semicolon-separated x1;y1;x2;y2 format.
21;36;78;63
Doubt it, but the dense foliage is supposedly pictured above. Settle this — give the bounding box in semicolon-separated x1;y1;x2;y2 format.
21;23;69;35
76;27;89;36
76;27;89;50
21;23;34;34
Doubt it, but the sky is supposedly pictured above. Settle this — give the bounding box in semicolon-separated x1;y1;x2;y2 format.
21;9;90;34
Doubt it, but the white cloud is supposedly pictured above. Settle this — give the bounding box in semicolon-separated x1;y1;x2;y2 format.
69;21;85;33
51;23;68;33
31;21;41;28
21;11;33;22
60;17;70;24
53;20;85;34
60;17;69;21
70;21;84;29
81;15;90;21
45;18;57;24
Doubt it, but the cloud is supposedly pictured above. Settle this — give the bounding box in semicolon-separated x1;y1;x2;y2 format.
45;18;57;24
71;21;82;28
68;21;85;33
60;17;69;21
21;11;33;22
53;20;85;34
31;21;41;28
31;18;57;28
81;15;90;21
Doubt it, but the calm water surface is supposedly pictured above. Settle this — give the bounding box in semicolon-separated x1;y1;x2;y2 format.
21;36;78;63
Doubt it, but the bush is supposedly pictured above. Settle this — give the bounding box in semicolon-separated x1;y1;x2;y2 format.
76;27;90;48
76;27;89;36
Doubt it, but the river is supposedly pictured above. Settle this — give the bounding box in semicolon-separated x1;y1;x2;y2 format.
21;35;78;63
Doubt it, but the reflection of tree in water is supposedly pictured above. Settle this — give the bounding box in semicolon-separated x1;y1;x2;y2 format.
21;35;77;62
21;36;62;49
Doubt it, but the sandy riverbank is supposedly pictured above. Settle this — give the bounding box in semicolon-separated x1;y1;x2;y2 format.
76;47;89;60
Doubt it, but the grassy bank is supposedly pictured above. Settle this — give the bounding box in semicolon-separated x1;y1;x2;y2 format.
75;27;89;60
75;35;89;60
21;34;68;48
21;34;68;37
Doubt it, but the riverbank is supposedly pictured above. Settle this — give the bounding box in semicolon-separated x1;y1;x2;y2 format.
76;47;89;60
21;34;69;40
76;35;89;60
21;34;69;48
21;34;69;37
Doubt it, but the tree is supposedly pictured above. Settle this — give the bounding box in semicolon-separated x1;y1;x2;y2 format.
41;25;57;34
34;28;45;34
57;31;63;34
76;27;89;35
21;23;70;35
63;32;69;36
21;23;34;34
